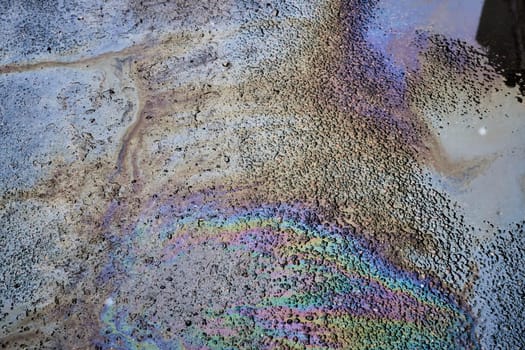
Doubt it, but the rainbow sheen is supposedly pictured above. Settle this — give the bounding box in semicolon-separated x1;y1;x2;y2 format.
98;200;478;349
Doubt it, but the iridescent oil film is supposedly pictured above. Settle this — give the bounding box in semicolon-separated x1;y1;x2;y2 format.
1;1;523;349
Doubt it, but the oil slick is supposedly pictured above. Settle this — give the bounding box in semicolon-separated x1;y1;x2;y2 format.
0;0;523;349
97;198;478;349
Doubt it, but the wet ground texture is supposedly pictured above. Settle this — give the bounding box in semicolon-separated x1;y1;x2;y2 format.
1;1;524;349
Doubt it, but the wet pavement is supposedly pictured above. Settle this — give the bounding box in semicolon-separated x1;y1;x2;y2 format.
0;1;523;349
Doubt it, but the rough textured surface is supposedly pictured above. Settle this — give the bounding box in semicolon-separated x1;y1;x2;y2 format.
0;1;523;349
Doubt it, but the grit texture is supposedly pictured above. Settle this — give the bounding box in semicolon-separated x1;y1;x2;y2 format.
1;1;523;349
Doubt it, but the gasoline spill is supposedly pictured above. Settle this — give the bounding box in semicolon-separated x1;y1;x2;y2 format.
1;1;523;349
97;199;477;349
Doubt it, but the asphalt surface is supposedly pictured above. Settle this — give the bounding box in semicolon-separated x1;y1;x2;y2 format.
0;1;524;349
